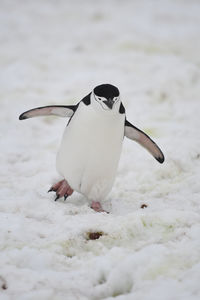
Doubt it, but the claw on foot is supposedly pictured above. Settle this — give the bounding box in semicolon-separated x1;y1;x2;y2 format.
64;194;68;201
49;179;74;201
55;195;60;201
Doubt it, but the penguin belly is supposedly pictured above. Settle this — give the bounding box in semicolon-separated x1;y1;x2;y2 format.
56;103;125;202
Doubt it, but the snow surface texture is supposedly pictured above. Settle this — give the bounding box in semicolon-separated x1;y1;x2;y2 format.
1;0;200;299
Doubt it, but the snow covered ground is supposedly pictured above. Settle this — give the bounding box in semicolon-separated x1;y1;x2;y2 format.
1;0;200;299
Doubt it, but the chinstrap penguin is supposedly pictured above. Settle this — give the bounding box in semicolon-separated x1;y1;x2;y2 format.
19;84;164;212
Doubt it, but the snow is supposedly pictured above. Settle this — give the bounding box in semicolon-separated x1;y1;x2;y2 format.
0;0;200;299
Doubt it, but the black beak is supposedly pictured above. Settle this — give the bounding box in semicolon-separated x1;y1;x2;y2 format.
103;98;114;109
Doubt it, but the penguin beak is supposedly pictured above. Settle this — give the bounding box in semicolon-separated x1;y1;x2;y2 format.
103;98;114;109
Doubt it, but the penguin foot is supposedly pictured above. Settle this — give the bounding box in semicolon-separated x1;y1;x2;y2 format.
48;180;64;193
48;180;73;201
91;201;107;213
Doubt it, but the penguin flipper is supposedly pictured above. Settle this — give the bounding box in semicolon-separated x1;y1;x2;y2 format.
19;105;77;120
124;119;165;163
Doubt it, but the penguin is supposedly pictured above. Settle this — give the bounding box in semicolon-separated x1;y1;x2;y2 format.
19;84;164;212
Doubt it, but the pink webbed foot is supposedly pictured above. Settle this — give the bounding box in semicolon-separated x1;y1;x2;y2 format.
48;179;73;201
91;201;108;213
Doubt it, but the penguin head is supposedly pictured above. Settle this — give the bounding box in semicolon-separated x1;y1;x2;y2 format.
92;84;120;111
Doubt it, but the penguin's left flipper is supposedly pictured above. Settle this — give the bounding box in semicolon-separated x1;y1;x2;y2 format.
19;105;77;120
125;119;165;163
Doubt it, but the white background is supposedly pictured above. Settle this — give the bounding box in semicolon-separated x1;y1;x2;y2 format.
0;0;200;299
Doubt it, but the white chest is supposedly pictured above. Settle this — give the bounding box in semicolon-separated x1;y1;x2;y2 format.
56;103;125;201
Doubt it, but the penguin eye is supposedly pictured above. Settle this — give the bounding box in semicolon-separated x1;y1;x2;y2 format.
98;97;102;101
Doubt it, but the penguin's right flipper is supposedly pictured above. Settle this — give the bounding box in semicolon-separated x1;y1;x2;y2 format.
19;105;77;120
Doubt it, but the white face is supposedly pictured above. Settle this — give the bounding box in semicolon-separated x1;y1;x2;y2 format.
93;92;120;111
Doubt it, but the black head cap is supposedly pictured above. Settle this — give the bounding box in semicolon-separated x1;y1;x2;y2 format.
94;84;119;99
